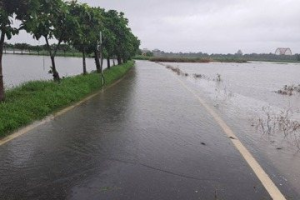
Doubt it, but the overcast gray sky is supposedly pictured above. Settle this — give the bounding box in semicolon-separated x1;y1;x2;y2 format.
10;0;300;54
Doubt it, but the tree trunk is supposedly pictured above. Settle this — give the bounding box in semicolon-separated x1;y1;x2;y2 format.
45;36;60;82
117;55;122;65
99;45;103;73
100;56;104;72
82;48;87;75
107;56;111;69
112;57;116;66
50;56;60;82
94;50;101;73
0;31;5;101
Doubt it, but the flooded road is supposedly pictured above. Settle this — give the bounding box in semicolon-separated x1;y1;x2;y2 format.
163;61;300;197
168;61;300;115
0;61;299;199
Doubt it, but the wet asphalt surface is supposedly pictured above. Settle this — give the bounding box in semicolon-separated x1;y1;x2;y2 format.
0;61;295;199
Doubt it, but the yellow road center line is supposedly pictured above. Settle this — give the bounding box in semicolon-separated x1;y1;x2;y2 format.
173;75;286;200
0;70;131;146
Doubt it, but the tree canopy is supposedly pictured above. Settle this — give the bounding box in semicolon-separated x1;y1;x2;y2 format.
0;0;30;101
0;0;140;101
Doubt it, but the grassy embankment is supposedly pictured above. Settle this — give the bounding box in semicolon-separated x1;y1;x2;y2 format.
0;61;135;138
133;55;152;60
149;57;247;63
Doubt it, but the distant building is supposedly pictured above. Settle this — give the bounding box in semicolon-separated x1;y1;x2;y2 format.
236;50;243;55
152;49;162;57
275;48;292;55
141;48;151;56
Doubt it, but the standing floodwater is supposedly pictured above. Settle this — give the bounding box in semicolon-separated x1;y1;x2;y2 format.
0;61;300;199
165;61;300;113
163;61;300;195
3;54;110;88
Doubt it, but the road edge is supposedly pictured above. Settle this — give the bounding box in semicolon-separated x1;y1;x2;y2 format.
0;65;134;146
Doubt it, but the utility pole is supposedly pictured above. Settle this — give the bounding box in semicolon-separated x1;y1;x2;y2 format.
99;31;103;72
0;30;5;101
97;31;105;85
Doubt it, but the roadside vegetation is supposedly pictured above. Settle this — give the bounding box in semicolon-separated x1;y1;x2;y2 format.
163;63;223;83
0;0;140;101
0;61;134;138
133;55;152;60
276;85;300;96
254;106;300;149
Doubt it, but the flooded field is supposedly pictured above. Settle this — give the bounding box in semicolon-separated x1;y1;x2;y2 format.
2;54;110;88
164;62;300;113
163;61;300;194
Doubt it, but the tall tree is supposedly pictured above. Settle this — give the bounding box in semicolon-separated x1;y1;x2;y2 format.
0;0;28;101
105;10;127;65
22;0;77;82
101;10;117;69
68;2;103;75
103;10;140;65
86;7;103;73
92;8;105;73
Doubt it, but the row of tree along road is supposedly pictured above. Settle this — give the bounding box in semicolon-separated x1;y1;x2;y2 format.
0;0;140;102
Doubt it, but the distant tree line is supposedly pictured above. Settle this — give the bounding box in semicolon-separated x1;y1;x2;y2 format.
151;51;300;62
0;0;140;101
3;42;78;55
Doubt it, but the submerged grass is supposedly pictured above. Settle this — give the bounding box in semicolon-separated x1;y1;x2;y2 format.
0;61;135;138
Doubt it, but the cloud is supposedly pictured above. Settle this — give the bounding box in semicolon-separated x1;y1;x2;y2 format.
9;0;300;54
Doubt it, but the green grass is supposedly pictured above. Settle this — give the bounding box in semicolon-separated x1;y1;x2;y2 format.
0;61;135;138
133;55;152;60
